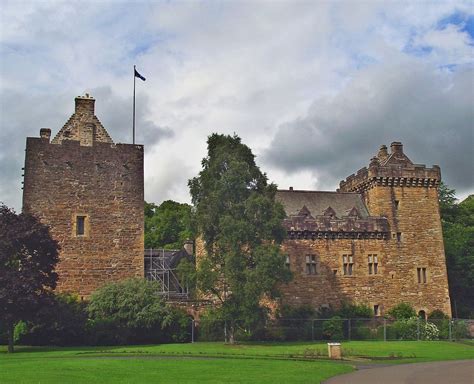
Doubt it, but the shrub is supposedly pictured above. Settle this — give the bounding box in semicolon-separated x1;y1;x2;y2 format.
337;302;373;318
391;317;439;340
322;316;344;340
388;303;416;320
16;293;88;346
87;278;189;344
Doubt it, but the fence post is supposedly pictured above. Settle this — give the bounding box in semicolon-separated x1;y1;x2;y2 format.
311;319;314;342
449;320;452;341
348;319;351;341
417;317;420;341
191;319;195;343
224;320;227;343
383;318;387;341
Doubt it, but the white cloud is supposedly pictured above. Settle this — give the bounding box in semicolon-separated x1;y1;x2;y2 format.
0;1;472;210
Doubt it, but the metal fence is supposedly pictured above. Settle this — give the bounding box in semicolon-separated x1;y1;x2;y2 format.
190;318;473;343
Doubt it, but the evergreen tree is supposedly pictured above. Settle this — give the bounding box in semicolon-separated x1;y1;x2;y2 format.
189;134;291;342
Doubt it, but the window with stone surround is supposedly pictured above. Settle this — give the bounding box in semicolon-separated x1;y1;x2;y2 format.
368;254;378;275
74;214;89;237
343;254;353;276
417;267;427;283
305;254;317;275
285;255;290;269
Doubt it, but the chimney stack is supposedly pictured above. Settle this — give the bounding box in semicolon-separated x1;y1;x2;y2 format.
40;128;51;142
75;94;95;116
390;142;403;155
377;145;388;162
184;239;194;256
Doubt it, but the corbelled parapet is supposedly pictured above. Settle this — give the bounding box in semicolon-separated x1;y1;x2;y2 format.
282;211;389;239
339;142;441;193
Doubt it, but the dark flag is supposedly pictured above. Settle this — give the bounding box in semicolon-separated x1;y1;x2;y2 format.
134;68;146;81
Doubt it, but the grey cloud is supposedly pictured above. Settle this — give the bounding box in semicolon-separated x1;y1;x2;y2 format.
263;62;474;196
0;87;172;210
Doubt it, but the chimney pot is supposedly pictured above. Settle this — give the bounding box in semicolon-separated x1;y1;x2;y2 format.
390;142;403;155
40;128;51;142
75;94;95;116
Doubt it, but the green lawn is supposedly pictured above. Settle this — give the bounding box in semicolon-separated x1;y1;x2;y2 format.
1;341;472;383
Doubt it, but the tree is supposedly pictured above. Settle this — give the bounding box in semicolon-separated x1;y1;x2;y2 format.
145;200;193;249
0;204;59;353
439;185;474;318
189;134;291;343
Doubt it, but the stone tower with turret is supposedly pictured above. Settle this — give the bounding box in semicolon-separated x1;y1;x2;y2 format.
23;95;144;298
276;142;451;317
338;142;451;316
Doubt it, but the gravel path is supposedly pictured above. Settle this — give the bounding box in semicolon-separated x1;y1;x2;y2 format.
323;360;473;384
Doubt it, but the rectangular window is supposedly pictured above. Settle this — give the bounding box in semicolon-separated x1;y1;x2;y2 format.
394;200;399;209
343;254;353;276
305;255;317;275
397;232;402;242
368;254;378;275
285;255;290;269
417;267;427;283
374;304;380;316
76;216;86;236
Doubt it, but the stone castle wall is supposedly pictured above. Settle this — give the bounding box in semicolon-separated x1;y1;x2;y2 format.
279;142;451;317
22;97;144;298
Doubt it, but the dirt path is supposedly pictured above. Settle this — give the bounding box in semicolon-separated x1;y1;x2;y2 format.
323;360;473;384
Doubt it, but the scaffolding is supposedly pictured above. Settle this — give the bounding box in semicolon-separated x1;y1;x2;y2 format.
144;248;190;300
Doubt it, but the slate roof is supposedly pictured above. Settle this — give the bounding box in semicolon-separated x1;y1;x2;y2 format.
276;189;370;219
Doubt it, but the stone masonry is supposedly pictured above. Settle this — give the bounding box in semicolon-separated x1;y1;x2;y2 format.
22;95;144;298
276;142;452;317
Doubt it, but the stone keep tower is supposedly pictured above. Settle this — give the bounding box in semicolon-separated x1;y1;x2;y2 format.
339;142;451;316
23;95;144;298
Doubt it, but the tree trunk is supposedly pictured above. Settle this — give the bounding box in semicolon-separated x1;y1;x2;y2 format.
7;321;14;353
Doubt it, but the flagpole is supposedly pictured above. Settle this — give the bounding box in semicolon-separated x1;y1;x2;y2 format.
133;65;136;145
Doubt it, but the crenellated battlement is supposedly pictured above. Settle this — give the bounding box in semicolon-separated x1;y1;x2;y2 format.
339;142;441;193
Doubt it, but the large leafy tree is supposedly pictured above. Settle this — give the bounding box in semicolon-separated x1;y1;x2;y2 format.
189;134;291;342
438;183;474;318
145;200;193;249
0;204;59;352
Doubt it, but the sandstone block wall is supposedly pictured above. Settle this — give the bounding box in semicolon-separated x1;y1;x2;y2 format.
23;133;144;298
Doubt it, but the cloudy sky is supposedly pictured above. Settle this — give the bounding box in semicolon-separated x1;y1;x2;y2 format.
1;1;473;211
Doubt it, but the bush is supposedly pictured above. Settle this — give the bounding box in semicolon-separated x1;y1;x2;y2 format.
337;302;373;318
87;278;190;345
391;317;439;340
16;293;88;346
322;316;344;340
388;303;416;320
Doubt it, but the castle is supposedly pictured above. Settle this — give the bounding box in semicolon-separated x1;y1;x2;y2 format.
23;96;451;316
276;142;451;317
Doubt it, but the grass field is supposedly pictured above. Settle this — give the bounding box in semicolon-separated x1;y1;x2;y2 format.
1;341;472;383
